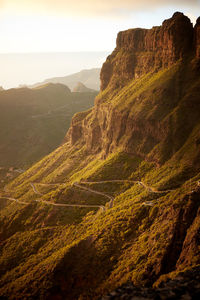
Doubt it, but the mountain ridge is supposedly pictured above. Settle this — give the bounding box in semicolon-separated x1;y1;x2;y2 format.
30;68;101;91
0;83;97;170
72;81;96;93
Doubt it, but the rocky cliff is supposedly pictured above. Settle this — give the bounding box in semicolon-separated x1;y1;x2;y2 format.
195;17;200;58
66;13;200;164
100;12;194;91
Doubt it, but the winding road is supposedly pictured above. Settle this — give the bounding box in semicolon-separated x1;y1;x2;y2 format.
73;182;114;208
35;199;105;212
0;196;27;205
80;180;172;194
29;182;107;211
1;179;174;212
30;183;43;195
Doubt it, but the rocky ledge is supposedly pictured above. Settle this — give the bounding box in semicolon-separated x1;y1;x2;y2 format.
195;17;200;58
101;267;200;300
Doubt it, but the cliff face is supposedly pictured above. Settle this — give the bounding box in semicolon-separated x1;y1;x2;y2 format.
68;13;200;163
195;17;200;58
67;13;200;164
100;12;193;91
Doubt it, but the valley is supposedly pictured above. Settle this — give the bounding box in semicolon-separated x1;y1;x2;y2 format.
0;83;97;169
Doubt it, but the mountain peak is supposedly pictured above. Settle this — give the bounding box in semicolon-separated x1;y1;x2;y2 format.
195;16;200;58
72;81;96;93
196;16;200;25
172;11;186;18
33;82;71;93
100;12;194;91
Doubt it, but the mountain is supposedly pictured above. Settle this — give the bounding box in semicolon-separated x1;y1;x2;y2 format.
31;68;101;91
0;13;200;300
0;83;97;170
72;81;96;93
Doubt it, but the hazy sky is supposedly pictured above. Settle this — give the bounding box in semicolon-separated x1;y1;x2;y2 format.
0;1;199;89
0;0;199;52
0;52;108;88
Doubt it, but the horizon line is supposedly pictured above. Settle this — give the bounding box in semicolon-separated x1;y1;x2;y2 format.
0;51;111;55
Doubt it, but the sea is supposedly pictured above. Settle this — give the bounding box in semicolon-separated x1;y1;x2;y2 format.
0;51;109;89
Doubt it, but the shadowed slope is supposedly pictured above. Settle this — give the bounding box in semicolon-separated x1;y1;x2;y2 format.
0;84;97;168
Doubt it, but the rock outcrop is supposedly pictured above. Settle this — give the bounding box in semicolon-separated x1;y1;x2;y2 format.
101;267;200;300
194;17;200;58
67;13;200;163
100;12;193;90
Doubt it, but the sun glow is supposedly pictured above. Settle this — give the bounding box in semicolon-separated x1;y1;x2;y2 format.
0;0;199;53
0;0;199;88
0;10;125;52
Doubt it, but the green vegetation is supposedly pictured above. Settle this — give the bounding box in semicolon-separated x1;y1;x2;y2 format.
0;57;200;299
0;84;97;168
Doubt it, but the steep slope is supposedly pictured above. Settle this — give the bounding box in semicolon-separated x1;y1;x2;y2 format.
31;68;101;91
0;83;97;169
0;13;200;300
195;17;200;58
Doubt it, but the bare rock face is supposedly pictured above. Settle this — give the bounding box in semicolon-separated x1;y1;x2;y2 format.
100;12;193;90
194;17;200;58
67;12;200;161
100;267;200;300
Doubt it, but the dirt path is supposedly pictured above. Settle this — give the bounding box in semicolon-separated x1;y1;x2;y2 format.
30;183;43;195
14;169;25;174
1;179;173;211
0;196;27;205
74;182;114;209
30;182;107;211
35;199;105;211
80;180;172;194
80;180;136;184
34;183;65;186
29;182;106;211
73;183;113;200
30;179;172;211
0;193;105;212
138;181;173;193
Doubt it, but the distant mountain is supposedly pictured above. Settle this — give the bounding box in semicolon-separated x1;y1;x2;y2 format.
31;68;100;91
0;83;97;169
72;82;96;93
